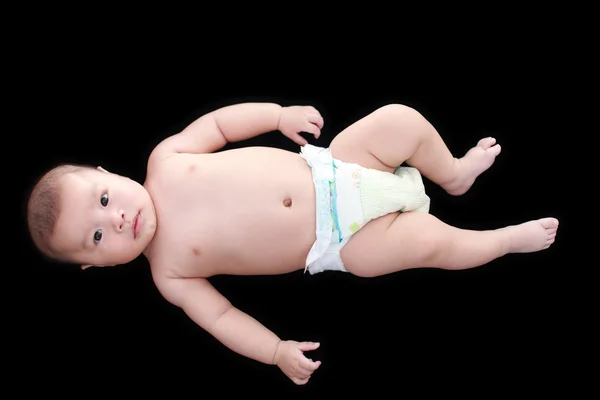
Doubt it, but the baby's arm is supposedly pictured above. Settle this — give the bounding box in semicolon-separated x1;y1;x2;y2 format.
151;102;283;156
155;275;281;365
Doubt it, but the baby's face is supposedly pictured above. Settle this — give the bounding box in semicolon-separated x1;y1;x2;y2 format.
52;167;157;268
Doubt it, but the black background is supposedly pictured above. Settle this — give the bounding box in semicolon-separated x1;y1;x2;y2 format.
7;12;591;397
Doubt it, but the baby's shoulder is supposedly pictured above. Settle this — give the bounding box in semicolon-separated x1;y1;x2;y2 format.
145;151;188;179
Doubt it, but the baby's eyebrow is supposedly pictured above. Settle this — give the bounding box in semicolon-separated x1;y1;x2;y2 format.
91;182;99;200
79;183;99;250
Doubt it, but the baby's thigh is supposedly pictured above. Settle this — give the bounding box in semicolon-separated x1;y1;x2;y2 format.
329;112;395;173
340;211;442;278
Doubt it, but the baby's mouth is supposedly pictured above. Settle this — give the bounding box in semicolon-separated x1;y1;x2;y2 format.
132;212;140;238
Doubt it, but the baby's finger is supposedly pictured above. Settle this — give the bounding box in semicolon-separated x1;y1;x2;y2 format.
299;356;321;371
307;112;324;129
292;376;310;385
292;133;309;146
294;368;312;380
303;122;321;138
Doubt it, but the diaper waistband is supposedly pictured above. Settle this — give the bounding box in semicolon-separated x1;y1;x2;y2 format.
299;145;337;271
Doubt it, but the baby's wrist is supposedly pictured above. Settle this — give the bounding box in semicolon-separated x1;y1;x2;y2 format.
272;339;283;365
276;107;284;131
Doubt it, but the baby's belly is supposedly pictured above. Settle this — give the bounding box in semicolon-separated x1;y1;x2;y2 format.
216;200;316;275
167;147;318;276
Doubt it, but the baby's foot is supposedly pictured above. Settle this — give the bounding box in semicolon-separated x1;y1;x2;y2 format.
444;137;502;196
503;218;559;253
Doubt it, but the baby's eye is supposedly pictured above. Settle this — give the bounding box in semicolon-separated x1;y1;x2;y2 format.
94;229;103;244
101;193;109;207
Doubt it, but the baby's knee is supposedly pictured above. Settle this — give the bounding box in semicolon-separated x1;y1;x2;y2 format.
376;103;417;116
373;104;423;128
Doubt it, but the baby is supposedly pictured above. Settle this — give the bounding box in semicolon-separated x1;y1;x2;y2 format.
26;102;559;385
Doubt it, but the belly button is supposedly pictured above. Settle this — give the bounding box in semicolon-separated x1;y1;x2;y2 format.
283;197;292;207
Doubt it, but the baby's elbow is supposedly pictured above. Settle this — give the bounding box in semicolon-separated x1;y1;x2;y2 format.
153;277;185;308
162;289;185;308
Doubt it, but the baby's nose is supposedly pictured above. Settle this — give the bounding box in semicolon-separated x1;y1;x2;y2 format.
113;210;125;231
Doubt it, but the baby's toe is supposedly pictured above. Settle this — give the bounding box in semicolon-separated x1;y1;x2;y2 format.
486;144;502;156
477;137;496;149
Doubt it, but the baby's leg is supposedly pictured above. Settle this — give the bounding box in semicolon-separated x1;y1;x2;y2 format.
340;212;559;277
329;104;501;195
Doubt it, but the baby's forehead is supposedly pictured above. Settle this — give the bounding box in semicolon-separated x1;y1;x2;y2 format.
58;172;86;193
62;168;103;187
51;181;90;255
59;170;100;202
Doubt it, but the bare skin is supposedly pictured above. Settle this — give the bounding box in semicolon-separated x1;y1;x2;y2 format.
145;103;557;383
143;147;317;278
146;104;557;281
50;103;558;385
327;104;558;277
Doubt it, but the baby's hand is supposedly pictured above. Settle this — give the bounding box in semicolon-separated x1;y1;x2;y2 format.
274;340;322;385
277;106;324;146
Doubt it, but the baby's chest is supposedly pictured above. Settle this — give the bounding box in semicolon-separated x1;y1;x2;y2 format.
151;227;221;277
157;206;233;254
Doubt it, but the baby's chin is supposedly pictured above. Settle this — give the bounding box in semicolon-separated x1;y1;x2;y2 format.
73;251;145;269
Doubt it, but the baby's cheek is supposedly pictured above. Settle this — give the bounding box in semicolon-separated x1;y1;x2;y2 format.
112;238;136;257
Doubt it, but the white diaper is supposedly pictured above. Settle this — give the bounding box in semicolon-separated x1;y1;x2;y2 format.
300;144;430;275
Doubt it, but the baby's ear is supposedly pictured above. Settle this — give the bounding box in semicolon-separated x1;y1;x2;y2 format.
97;166;110;174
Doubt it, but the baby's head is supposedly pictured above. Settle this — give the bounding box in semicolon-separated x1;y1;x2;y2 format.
27;164;157;269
